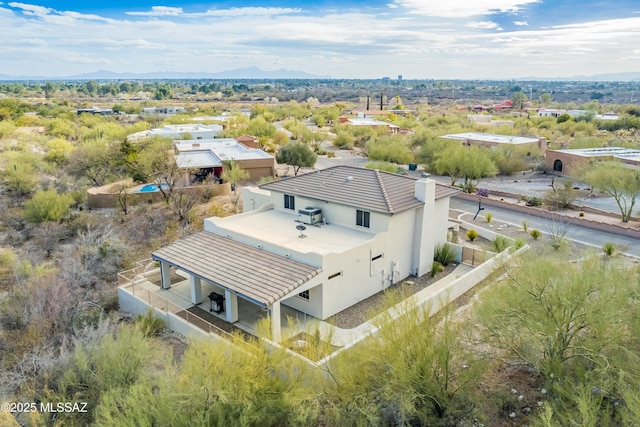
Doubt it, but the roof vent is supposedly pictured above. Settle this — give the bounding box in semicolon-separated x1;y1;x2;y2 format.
346;176;354;182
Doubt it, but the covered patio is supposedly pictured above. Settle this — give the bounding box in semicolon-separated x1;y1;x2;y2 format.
150;231;322;341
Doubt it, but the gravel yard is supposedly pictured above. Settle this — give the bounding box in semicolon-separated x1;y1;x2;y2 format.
325;263;459;329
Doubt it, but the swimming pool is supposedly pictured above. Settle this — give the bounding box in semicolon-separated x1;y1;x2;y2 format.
137;184;169;193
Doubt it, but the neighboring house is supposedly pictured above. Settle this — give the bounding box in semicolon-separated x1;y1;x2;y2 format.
76;107;113;116
351;109;416;118
146;166;459;340
142;106;187;115
128;124;223;142
440;132;547;153
338;117;400;134
546;147;640;175
537;108;566;118
493;100;513;111
568;110;620;121
467;115;515;128
174;137;275;181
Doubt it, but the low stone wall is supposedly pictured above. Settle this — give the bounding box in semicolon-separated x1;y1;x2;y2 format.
455;192;640;239
88;181;231;209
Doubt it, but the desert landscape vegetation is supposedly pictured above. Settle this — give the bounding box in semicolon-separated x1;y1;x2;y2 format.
1;78;640;426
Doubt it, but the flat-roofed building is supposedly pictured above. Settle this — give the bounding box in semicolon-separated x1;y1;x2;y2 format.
338;117;400;134
546;147;640;175
440;132;547;153
174;137;275;181
128;124;223;142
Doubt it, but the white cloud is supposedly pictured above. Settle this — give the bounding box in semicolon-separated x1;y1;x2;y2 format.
387;3;398;8
62;11;116;23
199;7;301;17
392;0;540;18
513;20;528;26
126;6;183;17
8;2;51;17
1;1;639;79
467;21;502;30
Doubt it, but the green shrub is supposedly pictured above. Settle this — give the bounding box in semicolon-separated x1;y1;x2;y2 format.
530;229;542;240
23;189;74;223
491;235;511;253
602;242;615;257
434;243;456;266
513;238;525;250
485;213;493;223
430;261;444;277
364;160;399;173
466;229;479;242
521;220;528;232
135;309;164;337
525;196;543;207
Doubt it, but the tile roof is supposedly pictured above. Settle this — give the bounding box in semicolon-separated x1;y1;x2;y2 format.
152;232;321;306
260;166;458;214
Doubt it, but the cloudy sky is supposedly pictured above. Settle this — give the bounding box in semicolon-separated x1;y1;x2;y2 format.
1;0;639;79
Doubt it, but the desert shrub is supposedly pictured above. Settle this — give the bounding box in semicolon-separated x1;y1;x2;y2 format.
521;220;528;232
491;235;511;253
525;196;542;207
0;119;16;138
485;213;493;223
513;238;525;250
476;188;489;197
434;243;456;266
364;160;400;173
530;229;542;240
430;261;444;277
466;229;479;242
602;242;615;257
332;132;353;148
135;309;164;337
23;189;74;223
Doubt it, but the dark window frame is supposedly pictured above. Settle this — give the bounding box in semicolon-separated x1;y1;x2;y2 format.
298;290;309;300
356;209;370;228
284;194;295;210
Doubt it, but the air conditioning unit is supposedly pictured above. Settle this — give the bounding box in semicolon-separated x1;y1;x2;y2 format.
297;207;322;225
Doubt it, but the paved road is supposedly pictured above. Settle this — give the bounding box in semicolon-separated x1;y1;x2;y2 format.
451;197;640;257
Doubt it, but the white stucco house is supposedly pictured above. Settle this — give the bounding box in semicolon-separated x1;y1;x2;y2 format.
144;166;459;340
127;124;223;142
142;106;187;115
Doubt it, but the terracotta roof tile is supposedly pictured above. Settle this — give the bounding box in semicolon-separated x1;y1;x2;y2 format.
152;232;321;306
261;166;459;214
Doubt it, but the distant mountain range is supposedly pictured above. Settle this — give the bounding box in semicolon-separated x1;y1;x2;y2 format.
0;66;330;81
0;68;639;81
516;72;640;82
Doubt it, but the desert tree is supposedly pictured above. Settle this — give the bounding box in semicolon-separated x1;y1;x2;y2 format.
582;161;640;222
276;141;317;175
474;251;636;386
221;160;250;194
433;144;497;191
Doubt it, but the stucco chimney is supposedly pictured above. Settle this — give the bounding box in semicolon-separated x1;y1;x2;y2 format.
412;178;437;277
414;178;436;203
